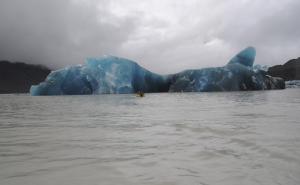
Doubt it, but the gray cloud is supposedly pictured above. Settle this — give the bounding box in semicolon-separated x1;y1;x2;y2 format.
0;0;299;74
0;0;138;69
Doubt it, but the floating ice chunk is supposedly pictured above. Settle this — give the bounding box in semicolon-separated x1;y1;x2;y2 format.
169;47;284;92
30;47;285;96
30;56;169;95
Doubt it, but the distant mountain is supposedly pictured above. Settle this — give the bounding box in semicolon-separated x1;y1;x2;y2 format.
0;61;51;94
268;58;300;81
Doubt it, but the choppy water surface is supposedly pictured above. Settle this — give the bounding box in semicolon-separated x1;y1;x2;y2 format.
0;89;300;185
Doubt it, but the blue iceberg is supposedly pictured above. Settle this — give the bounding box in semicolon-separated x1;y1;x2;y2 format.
169;47;285;92
30;56;169;95
30;47;285;95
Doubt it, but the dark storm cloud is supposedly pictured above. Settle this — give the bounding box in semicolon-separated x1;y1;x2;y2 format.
0;0;299;73
0;0;138;69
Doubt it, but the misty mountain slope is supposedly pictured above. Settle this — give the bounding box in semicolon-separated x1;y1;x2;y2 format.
268;58;300;81
0;61;50;93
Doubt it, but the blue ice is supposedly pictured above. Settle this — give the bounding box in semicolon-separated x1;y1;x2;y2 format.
30;47;285;95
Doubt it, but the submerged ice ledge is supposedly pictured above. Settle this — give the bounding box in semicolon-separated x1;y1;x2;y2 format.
30;47;285;96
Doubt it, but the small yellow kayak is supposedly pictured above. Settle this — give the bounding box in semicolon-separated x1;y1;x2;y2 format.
136;91;145;97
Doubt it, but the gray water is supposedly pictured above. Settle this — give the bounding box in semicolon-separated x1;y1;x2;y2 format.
0;89;300;185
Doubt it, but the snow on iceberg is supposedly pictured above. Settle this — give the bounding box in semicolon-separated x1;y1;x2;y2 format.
30;47;285;96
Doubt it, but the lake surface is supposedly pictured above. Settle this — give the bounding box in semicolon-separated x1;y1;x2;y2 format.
0;89;299;185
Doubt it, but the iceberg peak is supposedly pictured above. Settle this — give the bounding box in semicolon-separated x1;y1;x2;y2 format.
228;46;256;67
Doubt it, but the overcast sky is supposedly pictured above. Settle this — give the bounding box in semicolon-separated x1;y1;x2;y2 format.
0;0;299;74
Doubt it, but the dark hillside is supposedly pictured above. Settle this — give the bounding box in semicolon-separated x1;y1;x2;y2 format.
0;61;50;93
268;58;300;81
